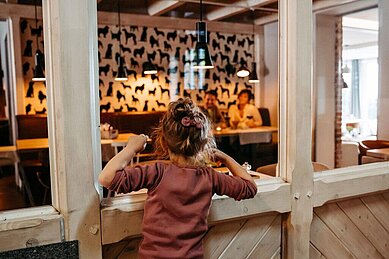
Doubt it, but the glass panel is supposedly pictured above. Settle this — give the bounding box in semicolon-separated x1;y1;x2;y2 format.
313;5;388;170
0;3;51;211
98;5;280;199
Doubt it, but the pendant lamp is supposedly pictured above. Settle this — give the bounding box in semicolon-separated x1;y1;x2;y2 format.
192;0;213;69
248;22;259;83
115;0;128;82
143;61;157;75
248;62;259;83
32;0;45;82
236;61;250;77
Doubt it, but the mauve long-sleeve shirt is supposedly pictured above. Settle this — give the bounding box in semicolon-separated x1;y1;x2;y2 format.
108;161;257;259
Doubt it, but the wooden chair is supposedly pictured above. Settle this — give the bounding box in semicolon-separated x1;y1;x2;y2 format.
258;108;271;126
358;140;389;164
256;162;330;177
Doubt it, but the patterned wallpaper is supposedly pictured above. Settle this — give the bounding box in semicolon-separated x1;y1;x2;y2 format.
20;18;46;115
21;19;255;114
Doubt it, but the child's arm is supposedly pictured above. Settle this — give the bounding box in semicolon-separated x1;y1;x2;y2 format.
98;134;147;188
213;149;256;186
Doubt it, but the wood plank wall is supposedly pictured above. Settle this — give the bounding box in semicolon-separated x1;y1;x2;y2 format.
310;191;389;259
102;213;282;259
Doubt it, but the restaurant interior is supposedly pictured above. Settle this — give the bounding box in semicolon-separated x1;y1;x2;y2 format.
0;0;388;258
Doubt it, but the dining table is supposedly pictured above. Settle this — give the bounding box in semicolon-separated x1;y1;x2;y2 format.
213;126;278;145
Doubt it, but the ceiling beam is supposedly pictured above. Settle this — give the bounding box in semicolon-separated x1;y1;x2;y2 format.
148;1;184;16
98;11;260;34
206;0;276;21
254;0;377;25
0;3;42;19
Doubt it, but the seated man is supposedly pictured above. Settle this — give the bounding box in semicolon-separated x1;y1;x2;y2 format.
201;90;226;128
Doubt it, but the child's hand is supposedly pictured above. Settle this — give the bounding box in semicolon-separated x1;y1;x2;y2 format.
126;134;148;153
212;149;228;164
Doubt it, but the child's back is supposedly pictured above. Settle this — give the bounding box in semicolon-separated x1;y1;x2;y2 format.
99;98;257;258
108;161;256;258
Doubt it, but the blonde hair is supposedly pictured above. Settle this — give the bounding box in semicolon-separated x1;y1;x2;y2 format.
152;98;216;165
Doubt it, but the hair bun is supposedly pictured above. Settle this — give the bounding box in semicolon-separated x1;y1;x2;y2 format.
172;98;195;120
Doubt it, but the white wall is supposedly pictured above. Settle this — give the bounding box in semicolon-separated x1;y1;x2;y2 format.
263;22;279;127
378;0;389;139
314;15;338;168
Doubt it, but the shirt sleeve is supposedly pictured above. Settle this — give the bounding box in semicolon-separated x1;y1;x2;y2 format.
107;162;164;194
211;169;257;200
249;105;262;126
228;105;238;122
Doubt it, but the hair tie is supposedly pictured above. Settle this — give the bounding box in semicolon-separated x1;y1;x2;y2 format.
181;116;202;129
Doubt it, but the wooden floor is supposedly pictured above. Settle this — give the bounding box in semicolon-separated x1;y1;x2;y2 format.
0;175;28;211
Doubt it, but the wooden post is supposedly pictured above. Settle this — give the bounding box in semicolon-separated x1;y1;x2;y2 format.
8;15;24;116
279;0;313;258
254;26;264;107
378;0;389;139
42;0;102;257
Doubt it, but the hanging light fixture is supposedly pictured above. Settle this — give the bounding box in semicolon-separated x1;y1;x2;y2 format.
32;0;45;82
342;64;350;74
248;62;259;83
143;61;157;75
236;59;250;77
192;0;213;69
115;0;128;82
248;22;259;83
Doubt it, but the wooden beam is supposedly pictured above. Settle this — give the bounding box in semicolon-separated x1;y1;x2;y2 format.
254;0;376;25
101;179;290;245
98;11;260;34
148;1;184;16
0;206;62;251
279;0;313;258
255;13;278;25
315;0;377;15
0;3;42;19
0;2;260;34
314;164;389;207
206;0;276;21
42;0;102;257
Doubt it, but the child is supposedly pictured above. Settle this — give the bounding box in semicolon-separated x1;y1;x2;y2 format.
99;98;257;259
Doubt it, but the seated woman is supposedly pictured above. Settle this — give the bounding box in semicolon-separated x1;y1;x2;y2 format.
201;90;226;129
228;89;262;129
